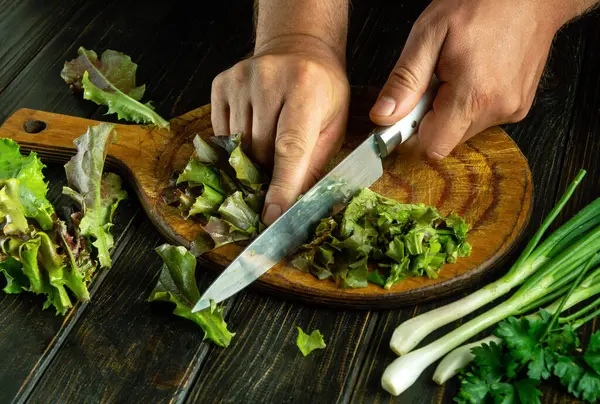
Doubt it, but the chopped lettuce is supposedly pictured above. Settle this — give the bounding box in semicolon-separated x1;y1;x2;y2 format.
148;244;234;347
61;47;169;128
63;123;127;268
296;327;327;356
165;133;269;257
291;188;471;289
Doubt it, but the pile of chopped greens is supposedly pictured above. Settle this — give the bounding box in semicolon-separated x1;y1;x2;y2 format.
0;123;126;314
61;47;169;129
162;133;268;256
290;188;471;289
456;311;600;403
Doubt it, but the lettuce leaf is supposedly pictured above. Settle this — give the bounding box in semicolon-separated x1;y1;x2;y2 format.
0;179;28;235
0;139;54;229
148;244;234;347
63;123;127;268
62;47;169;128
0;256;28;294
296;327;326;356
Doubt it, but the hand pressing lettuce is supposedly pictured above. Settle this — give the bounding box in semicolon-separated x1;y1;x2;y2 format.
0;125;127;314
61;47;169;129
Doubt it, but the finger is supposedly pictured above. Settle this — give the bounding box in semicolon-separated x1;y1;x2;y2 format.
210;74;230;137
229;101;253;152
417;83;474;160
250;95;282;169
262;97;321;225
370;16;448;125
301;111;347;191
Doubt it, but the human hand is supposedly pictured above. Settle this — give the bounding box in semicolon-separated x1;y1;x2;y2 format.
211;35;350;225
370;0;576;159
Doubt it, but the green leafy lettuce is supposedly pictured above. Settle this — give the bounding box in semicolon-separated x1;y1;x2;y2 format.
164;134;268;256
456;311;600;404
63;123;127;268
0;139;55;229
291;188;471;289
296;327;327;356
148;244;234;347
0;140;107;314
61;47;169;128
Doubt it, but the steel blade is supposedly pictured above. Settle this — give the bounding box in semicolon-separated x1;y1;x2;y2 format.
192;134;383;312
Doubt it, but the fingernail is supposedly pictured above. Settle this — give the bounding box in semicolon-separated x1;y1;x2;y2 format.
371;96;397;116
263;204;282;225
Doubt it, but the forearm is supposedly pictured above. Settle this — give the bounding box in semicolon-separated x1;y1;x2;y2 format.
253;0;348;61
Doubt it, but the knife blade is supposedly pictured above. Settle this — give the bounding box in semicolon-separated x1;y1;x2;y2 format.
191;77;440;313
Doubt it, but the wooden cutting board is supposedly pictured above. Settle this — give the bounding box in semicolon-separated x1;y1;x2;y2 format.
0;88;532;309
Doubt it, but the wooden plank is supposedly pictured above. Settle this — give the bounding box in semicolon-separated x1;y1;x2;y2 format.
0;0;84;93
349;15;591;403
0;163;140;403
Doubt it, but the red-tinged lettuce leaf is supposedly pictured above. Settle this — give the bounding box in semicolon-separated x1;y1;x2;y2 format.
296;327;326;356
202;216;252;249
0;179;29;235
148;244;234;347
0;139;54;229
61;47;146;99
62;47;169;128
0;256;28;294
63;124;128;268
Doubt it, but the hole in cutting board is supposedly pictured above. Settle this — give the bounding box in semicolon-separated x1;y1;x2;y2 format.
23;120;47;134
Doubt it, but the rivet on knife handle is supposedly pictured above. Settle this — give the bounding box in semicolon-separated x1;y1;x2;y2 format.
373;76;441;158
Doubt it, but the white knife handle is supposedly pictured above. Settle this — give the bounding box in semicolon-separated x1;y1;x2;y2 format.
372;76;441;158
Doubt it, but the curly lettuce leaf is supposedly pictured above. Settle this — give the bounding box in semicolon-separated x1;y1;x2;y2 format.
0;256;28;294
62;47;168;128
212;134;267;192
61;47;145;99
0;179;28;235
193;135;220;165
202;216;252;249
188;185;224;218
0;139;54;229
63;124;127;268
296;327;326;356
82;71;169;128
148;244;234;347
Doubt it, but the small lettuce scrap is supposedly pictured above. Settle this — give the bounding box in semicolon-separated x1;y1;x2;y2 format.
164;134;268;256
63;123;127;268
61;47;169;128
291;188;471;289
296;327;327;356
148;244;234;347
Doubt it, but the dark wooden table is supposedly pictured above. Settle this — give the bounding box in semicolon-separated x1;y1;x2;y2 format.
1;0;599;403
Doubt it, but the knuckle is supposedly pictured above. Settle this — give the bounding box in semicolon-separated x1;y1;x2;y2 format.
387;65;421;93
230;62;249;84
253;56;278;84
293;60;322;87
275;130;308;161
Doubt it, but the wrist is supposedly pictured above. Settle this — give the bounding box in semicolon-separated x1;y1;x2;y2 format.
254;34;347;69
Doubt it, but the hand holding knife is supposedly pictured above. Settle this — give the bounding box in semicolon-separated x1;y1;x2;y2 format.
192;76;440;313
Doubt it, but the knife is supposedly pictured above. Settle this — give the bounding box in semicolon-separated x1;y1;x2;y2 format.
191;77;441;313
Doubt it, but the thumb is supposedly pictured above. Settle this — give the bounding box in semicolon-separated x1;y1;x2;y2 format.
370;20;448;126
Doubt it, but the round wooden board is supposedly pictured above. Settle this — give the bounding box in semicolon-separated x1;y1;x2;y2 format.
167;93;533;309
0;87;533;309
